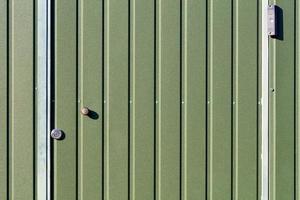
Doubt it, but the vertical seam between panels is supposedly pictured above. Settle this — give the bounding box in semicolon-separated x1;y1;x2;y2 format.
101;0;105;198
131;0;136;199
256;0;259;199
128;0;132;199
179;0;183;199
33;0;36;198
208;0;214;198
157;0;162;199
153;0;157;198
235;2;239;199
78;0;83;199
231;0;234;198
10;0;14;197
182;1;188;199
231;0;238;199
6;0;10;199
205;0;208;198
296;1;300;199
75;0;79;199
101;0;105;200
294;0;298;199
54;0;57;195
256;0;262;200
106;0;110;199
185;1;188;199
46;0;51;198
159;0;162;198
101;0;104;197
50;0;55;197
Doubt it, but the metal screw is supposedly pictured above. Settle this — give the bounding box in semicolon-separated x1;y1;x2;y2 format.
81;107;90;116
50;129;63;140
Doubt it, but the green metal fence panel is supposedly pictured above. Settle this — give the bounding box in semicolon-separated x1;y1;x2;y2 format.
54;0;77;199
53;0;260;199
297;2;300;199
269;0;300;199
130;1;155;199
155;0;181;199
78;0;103;199
297;2;300;198
207;0;232;198
0;1;8;199
181;0;207;199
10;1;35;198
0;0;36;199
232;1;260;199
104;0;129;199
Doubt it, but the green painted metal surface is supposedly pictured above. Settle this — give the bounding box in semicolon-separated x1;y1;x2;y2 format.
54;0;77;199
0;0;263;199
268;1;300;199
0;0;8;198
130;1;155;199
0;0;36;199
207;0;232;198
53;0;260;200
297;2;300;199
181;0;206;199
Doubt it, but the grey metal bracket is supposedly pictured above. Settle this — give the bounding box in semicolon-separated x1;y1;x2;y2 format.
267;4;277;36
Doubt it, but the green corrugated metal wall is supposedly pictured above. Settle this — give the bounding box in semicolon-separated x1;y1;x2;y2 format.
3;0;300;200
268;0;300;199
53;0;260;200
0;0;36;199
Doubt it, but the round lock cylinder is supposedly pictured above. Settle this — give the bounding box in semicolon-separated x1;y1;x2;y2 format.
81;107;90;116
50;129;63;140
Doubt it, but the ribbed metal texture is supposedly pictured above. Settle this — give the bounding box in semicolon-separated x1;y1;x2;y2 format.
0;0;36;199
269;1;300;199
53;1;261;200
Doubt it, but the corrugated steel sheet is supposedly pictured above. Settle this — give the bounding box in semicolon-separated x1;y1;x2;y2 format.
53;0;260;200
0;0;36;199
269;0;300;199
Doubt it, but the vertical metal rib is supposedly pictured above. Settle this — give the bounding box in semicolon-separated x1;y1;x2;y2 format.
155;0;162;199
232;0;238;199
181;1;187;199
261;0;269;199
207;0;214;198
130;0;136;198
295;1;300;200
104;0;110;199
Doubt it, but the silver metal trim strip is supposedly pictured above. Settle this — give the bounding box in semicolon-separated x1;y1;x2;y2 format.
261;0;269;199
37;0;50;199
47;0;51;199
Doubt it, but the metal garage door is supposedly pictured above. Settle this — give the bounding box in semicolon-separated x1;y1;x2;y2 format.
52;0;260;199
